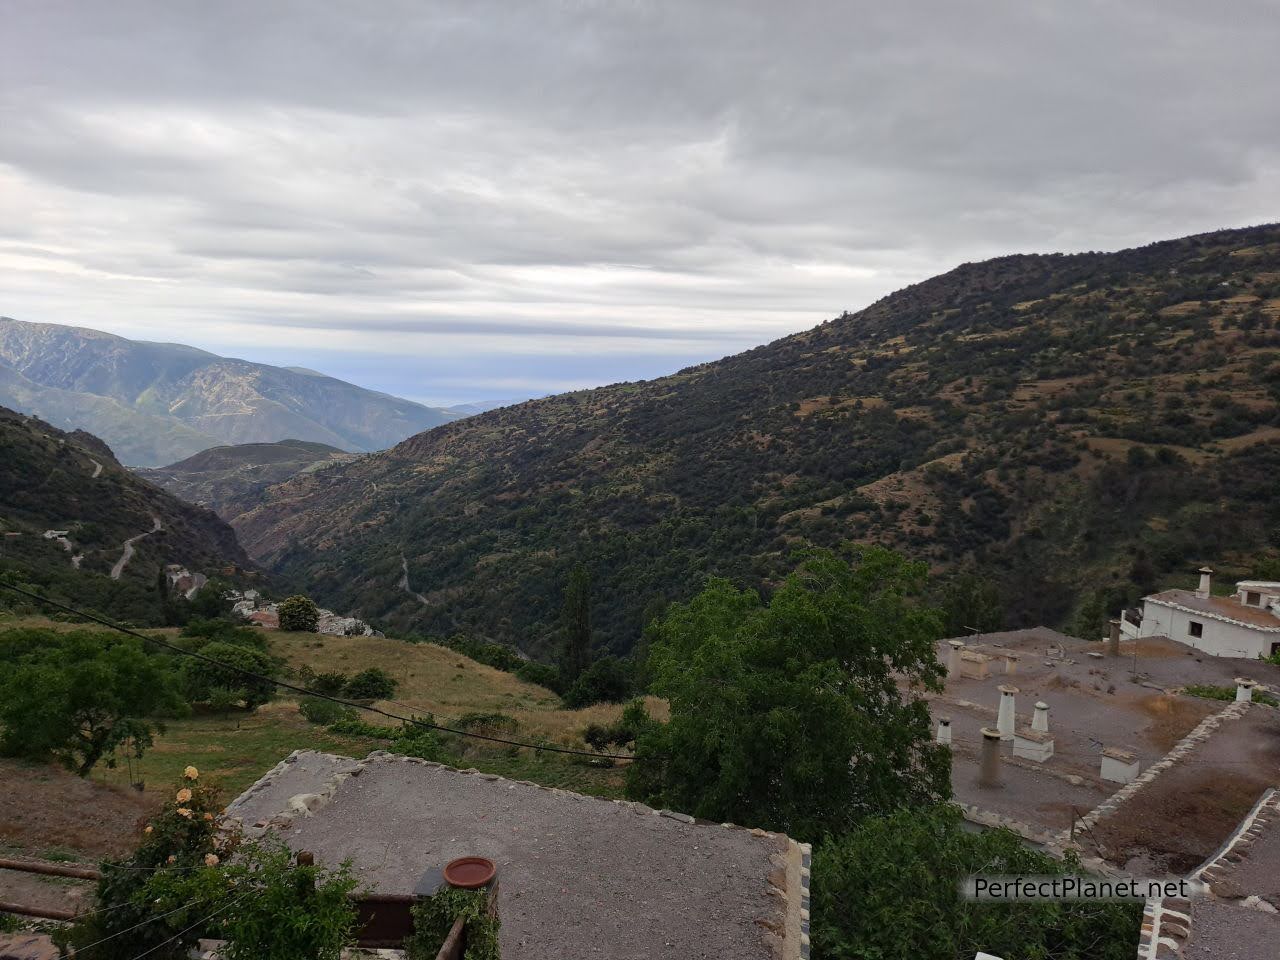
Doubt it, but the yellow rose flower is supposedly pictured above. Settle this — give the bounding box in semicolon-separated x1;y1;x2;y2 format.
176;807;193;819
204;853;220;867
166;855;176;864
183;766;199;780
203;812;214;821
175;788;193;803
143;825;153;835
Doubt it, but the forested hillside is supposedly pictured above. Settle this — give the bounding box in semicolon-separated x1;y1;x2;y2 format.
0;407;250;623
238;225;1280;655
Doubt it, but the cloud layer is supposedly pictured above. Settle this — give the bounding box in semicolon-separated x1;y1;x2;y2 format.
2;1;1278;404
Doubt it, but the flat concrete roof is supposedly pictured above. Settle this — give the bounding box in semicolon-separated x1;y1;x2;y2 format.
226;751;807;960
926;630;1280;860
1147;589;1280;630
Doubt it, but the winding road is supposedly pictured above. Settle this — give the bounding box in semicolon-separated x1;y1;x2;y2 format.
110;514;161;580
89;458;103;479
399;552;430;606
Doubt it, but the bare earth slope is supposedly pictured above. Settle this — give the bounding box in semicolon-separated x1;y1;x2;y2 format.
240;225;1280;655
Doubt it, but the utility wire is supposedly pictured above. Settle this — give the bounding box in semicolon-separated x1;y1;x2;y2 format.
61;894;214;955
124;895;248;960
0;582;637;761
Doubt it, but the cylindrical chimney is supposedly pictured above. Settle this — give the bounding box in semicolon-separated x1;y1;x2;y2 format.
1196;566;1213;600
1107;619;1121;656
979;727;1002;787
1032;701;1049;733
996;685;1018;740
947;639;965;679
936;717;952;745
1235;678;1255;703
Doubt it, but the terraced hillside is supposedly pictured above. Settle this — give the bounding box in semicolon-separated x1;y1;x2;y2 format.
239;225;1280;655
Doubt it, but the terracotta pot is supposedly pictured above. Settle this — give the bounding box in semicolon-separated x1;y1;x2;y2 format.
444;856;496;889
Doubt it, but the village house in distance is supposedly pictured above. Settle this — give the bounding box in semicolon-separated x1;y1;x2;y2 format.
1121;568;1280;659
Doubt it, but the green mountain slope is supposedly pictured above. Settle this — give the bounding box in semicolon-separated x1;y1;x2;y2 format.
0;406;250;623
135;439;356;526
0;318;463;465
238;225;1280;655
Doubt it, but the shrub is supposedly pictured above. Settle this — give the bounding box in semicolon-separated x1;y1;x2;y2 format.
1185;683;1279;707
181;618;268;651
343;667;398;701
311;670;350;696
404;888;499;960
181;641;277;709
299;697;355;725
212;837;360;960
561;655;632;708
278;595;320;632
515;660;563;692
455;712;518;736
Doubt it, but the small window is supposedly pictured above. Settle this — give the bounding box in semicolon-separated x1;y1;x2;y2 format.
1246;591;1261;606
1189;621;1204;638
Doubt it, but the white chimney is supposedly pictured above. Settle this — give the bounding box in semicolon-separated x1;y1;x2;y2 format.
979;728;1002;787
947;639;965;679
996;685;1018;741
1196;566;1213;600
936;717;952;745
1235;678;1255;703
1032;701;1049;733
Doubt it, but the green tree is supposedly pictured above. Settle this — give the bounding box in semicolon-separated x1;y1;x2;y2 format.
278;595;320;632
626;547;950;838
562;655;632;708
181;642;277;709
0;629;184;776
940;570;1004;637
558;563;592;685
812;804;1140;960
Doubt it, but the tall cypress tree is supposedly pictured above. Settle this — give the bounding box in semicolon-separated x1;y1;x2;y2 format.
559;562;592;684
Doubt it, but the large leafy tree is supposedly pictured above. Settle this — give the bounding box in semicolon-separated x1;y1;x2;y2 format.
626;546;950;839
812;804;1140;960
0;628;184;775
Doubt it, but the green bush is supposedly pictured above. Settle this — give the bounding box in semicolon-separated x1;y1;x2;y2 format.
212;837;360;960
278;595;320;632
561;655;632;708
299;697;355;725
515;660;563;692
343;667;398;701
181;641;277;709
404;887;499;960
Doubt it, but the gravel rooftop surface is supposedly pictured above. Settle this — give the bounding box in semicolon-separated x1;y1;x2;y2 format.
1185;900;1280;960
228;752;796;960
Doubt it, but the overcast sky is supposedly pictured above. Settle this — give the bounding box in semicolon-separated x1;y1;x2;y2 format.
2;1;1278;406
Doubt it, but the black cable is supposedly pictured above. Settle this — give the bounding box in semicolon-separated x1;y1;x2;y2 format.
0;582;637;761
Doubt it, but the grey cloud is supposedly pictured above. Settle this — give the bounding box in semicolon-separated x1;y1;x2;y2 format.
0;0;1278;401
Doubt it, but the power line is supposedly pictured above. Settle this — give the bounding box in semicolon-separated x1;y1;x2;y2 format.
0;582;636;761
125;895;248;960
63;894;214;955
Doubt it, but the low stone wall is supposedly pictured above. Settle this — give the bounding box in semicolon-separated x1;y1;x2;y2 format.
1056;700;1251;847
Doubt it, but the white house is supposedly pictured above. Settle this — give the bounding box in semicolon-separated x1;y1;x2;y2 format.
1121;568;1280;659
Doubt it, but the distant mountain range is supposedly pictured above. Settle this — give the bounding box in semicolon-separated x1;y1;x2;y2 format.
237;225;1280;656
0;318;464;465
0;405;249;623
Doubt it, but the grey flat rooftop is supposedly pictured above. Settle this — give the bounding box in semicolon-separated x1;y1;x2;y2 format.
227;751;805;960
